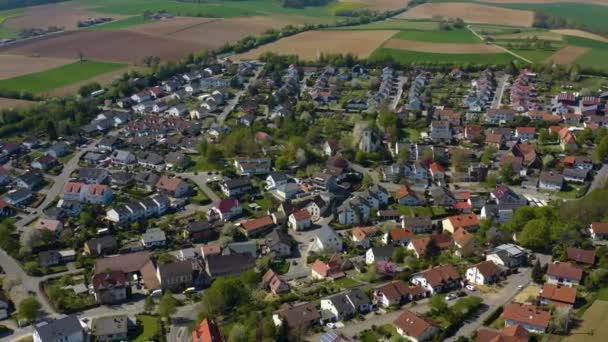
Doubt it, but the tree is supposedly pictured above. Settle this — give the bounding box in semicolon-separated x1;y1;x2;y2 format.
532;260;544;284
549;307;571;334
499;162;515;185
144;296;155;313
519;219;551;251
18;297;41;323
46;120;58;141
228;323;247;342
392;247;406;263
77;51;84;62
158;292;178;319
429;294;448;315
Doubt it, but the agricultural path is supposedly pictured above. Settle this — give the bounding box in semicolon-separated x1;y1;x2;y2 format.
466;25;533;64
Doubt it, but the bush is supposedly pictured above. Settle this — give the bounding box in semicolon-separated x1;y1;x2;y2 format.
483;307;503;326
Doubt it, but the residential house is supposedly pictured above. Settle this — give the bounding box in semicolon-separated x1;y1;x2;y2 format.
546;262;583;287
538;171;563;191
183;220;216;243
220;178;252;197
240;215;275;237
589;222;608;241
262;269;289;294
273;302;320;329
223;241;257;258
92;271;129;304
205;254;256;278
320;288;371;322
92;316;128;342
442;214;480;233
503;303;550;334
288;210;312;231
466;261;503;285
31;155;58;171
94;252;160;291
393;310;439;342
310;259;346;280
563;168;589;183
111;150;136;166
383;228;414;246
16;170;43;190
430;120;452;142
365;246;395;265
209;198;242;221
337;196;371;226
84;236;118;256
35;218;63;235
566;247;595;265
453;228;477;257
192;318;224;342
234;158;271;176
402;217;433;233
351;226;378;249
266;173;288;190
3;188;33;207
490;185;528;206
309;226;343;254
141;228;166;249
515;127;536;141
396;186;422;206
540;283;576;309
264;229;292;257
156;260;194;292
33;315;84;342
486;244;528;269
46;142;70;158
373;280;426;308
156;176;190;198
411;264;462;294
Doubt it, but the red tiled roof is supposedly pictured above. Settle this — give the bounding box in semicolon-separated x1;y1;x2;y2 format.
389;228;413;242
192;318;224;342
393;310;435;338
63;181;84;194
547;262;583;281
291;210;311;221
503;303;550;329
541;283;576;306
591;222;608;234
416;264;461;287
156;176;184;192
240;215;274;234
566;247;595;265
352;226;378;241
446;214;480;230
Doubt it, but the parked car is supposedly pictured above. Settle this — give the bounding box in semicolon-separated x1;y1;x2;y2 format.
445;293;458;301
466;285;476;291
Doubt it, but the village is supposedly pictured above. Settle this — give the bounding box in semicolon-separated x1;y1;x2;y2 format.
0;56;607;342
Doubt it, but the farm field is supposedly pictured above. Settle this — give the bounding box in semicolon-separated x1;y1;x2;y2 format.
563;300;608;342
3;1;128;31
392;28;481;43
0;55;76;80
337;0;410;11
576;49;608;72
383;39;502;53
491;2;608;30
45;64;143;96
478;0;608;6
396;2;534;27
88;15;152;31
124;16;217;36
0;97;37;110
1;30;208;63
547;45;589;64
0;60;125;94
235;30;397;60
167;16;293;45
371;48;516;65
0;9;22;38
552;29;608;43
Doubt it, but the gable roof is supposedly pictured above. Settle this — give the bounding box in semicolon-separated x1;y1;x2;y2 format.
541;283;576;306
503;303;550;329
393;310;436;338
35;315;82;341
388;228;414;242
414;264;461;287
566;247;595;265
240;215;274;234
477;325;530;342
446;214;479;230
192;318;224;342
453;227;475;247
352;226;378;241
547;262;583;281
472;260;501;279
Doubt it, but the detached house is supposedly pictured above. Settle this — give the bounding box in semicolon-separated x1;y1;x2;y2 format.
309;226;343;254
365;246;395;265
209;198;242;221
320;288;371;322
442;214;479;233
92;271;129;304
546;262;583;287
411;264;462;294
396;186;422;206
351;226;378;249
466;261;503;285
220;178;252;197
393;310;439;342
156;176;190;198
503;303;550;334
540;283;576;308
288;210;312;231
373;280;426;308
234;158;271;176
589;222;608;241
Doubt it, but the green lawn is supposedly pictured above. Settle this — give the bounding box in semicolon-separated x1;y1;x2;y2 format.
133;315;162;342
403;128;421;142
88;15;152;30
0;60;126;94
330;19;440;31
332;276;359;289
509;48;556;64
564;300;608;342
564;35;608;50
397;206;448;218
371;48;518;65
392;29;481;43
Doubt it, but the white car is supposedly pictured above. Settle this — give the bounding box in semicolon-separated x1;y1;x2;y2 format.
466;285;476;291
518;284;525;289
326;322;336;329
445;293;458;301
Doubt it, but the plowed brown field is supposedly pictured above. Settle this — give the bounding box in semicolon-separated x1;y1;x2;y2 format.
397;3;534;27
547;46;589;64
0;54;75;80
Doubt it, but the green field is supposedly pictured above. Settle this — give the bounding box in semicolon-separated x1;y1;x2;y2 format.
576;49;608;72
327;1;368;15
495;2;608;30
510;48;556;64
133;315;162;342
371;48;517;65
332;19;440;31
392;28;481;43
77;0;343;20
0;60;126;94
0;8;22;38
88;15;152;30
564;300;608;342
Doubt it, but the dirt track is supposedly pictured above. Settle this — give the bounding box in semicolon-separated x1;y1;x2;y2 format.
0;54;75;80
547;45;589;64
235;30;397;60
551;29;608;43
1;30;208;64
383;39;504;54
397;3;534;27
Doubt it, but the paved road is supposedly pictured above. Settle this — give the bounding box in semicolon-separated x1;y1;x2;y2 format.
389;76;407;111
491;74;509;109
447;268;531;341
217;66;263;125
166;301;201;342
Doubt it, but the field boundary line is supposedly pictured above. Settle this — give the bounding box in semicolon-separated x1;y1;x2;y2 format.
167;18;223;36
467;25;533;63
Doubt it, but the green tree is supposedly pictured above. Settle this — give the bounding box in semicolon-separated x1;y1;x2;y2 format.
158;292;178;319
144;296;155;313
429;294;448;315
46;120;58;141
499;162;515;185
18;297;41;323
519;219;551;251
532;260;544;284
